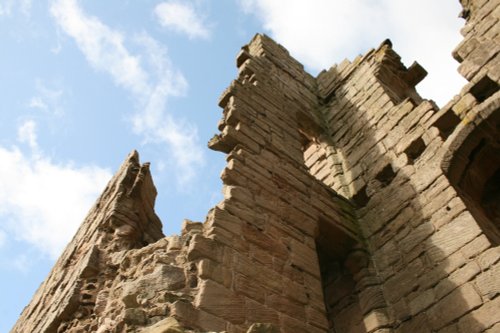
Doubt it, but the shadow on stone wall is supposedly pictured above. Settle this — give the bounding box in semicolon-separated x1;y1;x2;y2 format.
310;48;489;332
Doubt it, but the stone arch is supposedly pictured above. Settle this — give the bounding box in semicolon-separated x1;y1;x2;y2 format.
442;103;500;245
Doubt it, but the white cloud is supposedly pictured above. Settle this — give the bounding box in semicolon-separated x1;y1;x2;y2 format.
154;1;211;39
132;33;202;184
50;0;149;96
17;120;38;151
0;122;112;259
50;0;204;185
239;0;466;106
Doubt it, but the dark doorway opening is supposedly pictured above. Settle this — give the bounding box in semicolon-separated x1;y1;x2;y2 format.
316;219;365;333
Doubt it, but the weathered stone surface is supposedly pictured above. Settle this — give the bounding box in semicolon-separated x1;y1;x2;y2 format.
11;1;500;333
426;211;482;262
428;283;482;330
195;280;246;324
458;296;500;333
11;151;166;333
141;317;184;333
125;308;148;325
408;289;435;315
475;263;500;299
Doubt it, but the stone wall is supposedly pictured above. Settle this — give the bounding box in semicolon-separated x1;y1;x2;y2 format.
10;151;166;333
204;34;360;333
11;1;499;333
308;1;500;331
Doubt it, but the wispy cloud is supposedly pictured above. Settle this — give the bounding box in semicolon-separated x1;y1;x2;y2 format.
154;0;211;40
11;254;31;272
0;121;112;259
27;79;65;116
50;0;149;95
51;29;63;54
27;97;47;110
20;0;31;16
0;0;15;16
0;229;5;248
239;0;466;106
132;33;202;184
0;0;32;17
50;0;204;184
17;120;38;151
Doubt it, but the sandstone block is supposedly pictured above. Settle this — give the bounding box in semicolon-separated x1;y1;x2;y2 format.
234;274;266;303
233;254;284;293
427;283;482;330
280;314;309;333
390;297;410;323
434;261;480;300
475;263;500;299
170;300;226;332
400;222;434;254
124;308;147;325
426;212;481;262
121;264;186;309
246;299;280;327
195;280;246;324
363;309;391;332
289;239;321;278
395;313;431;333
187;235;223;263
141;317;184;333
266;293;305;319
198;259;225;285
242;223;288;260
408;288;435;315
358;286;387;315
305;306;329;330
461;234;491;259
458;296;500;333
477;247;500;270
384;259;423;302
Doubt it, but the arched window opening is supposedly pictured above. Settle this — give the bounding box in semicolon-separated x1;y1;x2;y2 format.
446;108;500;245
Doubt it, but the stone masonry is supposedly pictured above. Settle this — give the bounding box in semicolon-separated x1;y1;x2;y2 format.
11;1;499;332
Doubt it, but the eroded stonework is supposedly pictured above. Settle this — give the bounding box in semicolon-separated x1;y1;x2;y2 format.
12;1;500;332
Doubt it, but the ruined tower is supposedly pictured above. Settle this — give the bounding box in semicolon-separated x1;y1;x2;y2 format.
11;0;499;332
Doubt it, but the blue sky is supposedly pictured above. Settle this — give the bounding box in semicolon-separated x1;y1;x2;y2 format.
0;0;465;330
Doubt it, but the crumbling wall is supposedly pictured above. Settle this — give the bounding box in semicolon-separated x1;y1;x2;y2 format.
199;33;360;332
309;1;500;332
10;151;166;333
11;1;500;333
11;34;361;333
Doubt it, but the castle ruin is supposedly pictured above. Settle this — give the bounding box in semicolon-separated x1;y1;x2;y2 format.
11;0;500;332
